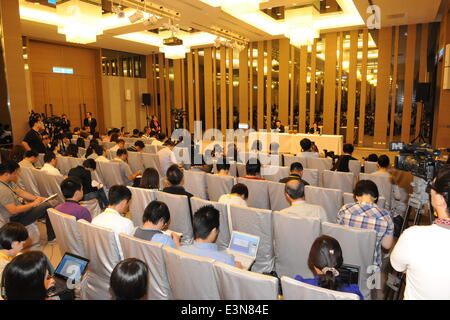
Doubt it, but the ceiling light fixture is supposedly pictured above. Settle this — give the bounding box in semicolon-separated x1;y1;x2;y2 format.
285;6;320;47
160;20;189;59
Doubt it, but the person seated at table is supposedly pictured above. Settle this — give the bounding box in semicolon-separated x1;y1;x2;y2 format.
279;162;310;185
41;152;63;177
331;144;357;172
309;121;321;135
162;165;193;199
19;150;39;168
216;157;230;176
281;180;328;222
297;138;320;158
0;222;29;281
111;149;142;187
139;168;160;190
134;200;180;248
295;235;363;300
180;205;241;268
218;183;248;207
110;258;149;300
93;145;110;162
64;144;79;158
55;177;92;222
272;119;285;133
109;139;125;153
371;155;391;177
243;158;265;180
127;141;145;153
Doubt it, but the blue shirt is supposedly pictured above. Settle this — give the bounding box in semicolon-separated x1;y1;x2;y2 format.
133;227;176;249
179;242;235;266
295;275;364;300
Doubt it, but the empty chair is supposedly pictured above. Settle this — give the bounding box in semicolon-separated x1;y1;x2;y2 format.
281;276;360;300
321;222;376;300
307;158;332;186
127;152;145;173
360;173;393;210
119;233;172;300
229;205;274;273
322;170;354;193
302;169;320;187
283;155;308;169
142;153;163;177
96;161;123;189
343;193;386;209
364;161;378;174
261;165;289;182
183;170;208;199
272;212;321;279
236;162;246;177
267;181;290;211
77;219;122;300
47;208;85;257
206;174;236;202
214;262;279;300
45;173;65;203
304;186;343;223
190;197;231;251
349;160;361;180
67;157;84;170
18;166;40;196
56;157;73;176
127;187;157;226
155;191;194;245
163;246;220;300
237;177;270;210
79;198;102;218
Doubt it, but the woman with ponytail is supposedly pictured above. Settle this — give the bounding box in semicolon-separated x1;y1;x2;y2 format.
295;235;364;299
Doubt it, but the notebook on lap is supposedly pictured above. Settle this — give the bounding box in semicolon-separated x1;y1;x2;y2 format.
226;231;260;270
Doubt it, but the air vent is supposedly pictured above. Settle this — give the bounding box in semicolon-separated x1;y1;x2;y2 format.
387;13;406;19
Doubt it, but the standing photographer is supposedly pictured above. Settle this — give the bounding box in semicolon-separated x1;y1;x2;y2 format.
22;118;46;154
390;169;450;299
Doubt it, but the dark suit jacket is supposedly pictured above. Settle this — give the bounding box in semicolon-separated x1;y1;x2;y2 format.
83;118;97;133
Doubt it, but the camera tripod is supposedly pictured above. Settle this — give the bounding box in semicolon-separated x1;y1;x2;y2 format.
385;177;433;300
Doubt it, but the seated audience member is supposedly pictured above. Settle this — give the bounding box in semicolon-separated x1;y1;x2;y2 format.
371;155;391;177
157;140;178;175
0;222;28;280
216;157;231;176
58;134;70;154
85;140;99;159
364;153;379;163
103;130;113;142
281;180;328;222
111;149;142;186
279;162;310;185
163;165;193;199
40;152;62;176
297;138;320;158
131;129;140;138
127;141;145;152
19;150;39;168
218;183;248;207
190;155;213;173
331;144;357;172
64;144;79;158
134;201;180;248
390;170;450;300
55;177;92;222
46;141;61;156
73;127;81;136
337;180;394;267
244;159;265;180
109;139;125;153
295;235;363;300
0;161;55;241
76;137;85;149
110;133;120;144
110;258;149;300
141;127;151;139
152;133;166;146
80;126;90;139
94;145;109;162
180;205;239;267
9;145;26;163
2;251;55;300
139;168;160;190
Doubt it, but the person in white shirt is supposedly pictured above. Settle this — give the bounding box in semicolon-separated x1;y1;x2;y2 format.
390;170;450;300
19;150;39;168
92;185;134;259
157;140;179;175
281;179;328;222
40;152;63;176
218;183;248;207
297;138;320;158
94;145;109;162
111;149;142;186
109;139;125;153
371;155;391;178
151;133;166;147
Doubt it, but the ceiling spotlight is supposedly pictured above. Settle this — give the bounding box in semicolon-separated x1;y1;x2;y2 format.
129;10;144;23
143;15;159;26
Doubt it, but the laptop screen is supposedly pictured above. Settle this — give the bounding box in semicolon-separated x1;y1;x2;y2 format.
228;232;260;258
55;253;89;281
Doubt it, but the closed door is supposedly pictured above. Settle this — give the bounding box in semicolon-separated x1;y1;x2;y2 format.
64;75;83;129
80;77;97;119
45;74;65;117
32;73;47;115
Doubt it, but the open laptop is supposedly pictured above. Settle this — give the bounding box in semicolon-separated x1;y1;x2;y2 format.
47;253;89;297
226;231;260;270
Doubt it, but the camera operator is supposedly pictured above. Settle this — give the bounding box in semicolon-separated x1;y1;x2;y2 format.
390;168;450;299
22;118;46;154
331;144;357;172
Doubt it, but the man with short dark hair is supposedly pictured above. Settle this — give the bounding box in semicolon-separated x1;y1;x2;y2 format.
163;165;193;199
19;150;39;168
41;152;62;176
243;158;265;180
281;180;327;221
111;149;142;186
273;119;285;133
0;161;55;241
372;155;391;177
179;205;239;267
22;119;46;153
133;200;180;248
83;112;97;134
279;162;310;185
55;177;91;222
109;139;125;153
297;138;320;158
218;183;248;207
152;133;166;146
216;157;231;176
332;143;357;172
131;129;140;138
127;141;145;152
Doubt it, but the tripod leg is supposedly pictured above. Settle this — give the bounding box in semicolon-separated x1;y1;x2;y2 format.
413;208;421;226
400;205;412;232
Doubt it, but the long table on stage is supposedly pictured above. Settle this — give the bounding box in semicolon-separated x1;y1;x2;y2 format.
249;132;344;155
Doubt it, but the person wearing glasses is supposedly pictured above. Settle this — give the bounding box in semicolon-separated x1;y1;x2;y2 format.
390;169;450;299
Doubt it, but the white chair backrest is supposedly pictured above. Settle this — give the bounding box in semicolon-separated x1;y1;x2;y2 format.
127;152;145;173
360;173;393;210
236;162;246;177
305;186;343;223
143;145;157;154
364;161;378;174
79;198;102;218
36;153;45;167
183;170;208;199
119;233;172;300
141;153;163;177
261;165;289;182
18;167;40;196
281;276;360;300
307;157;332;172
349;160;361;180
45;173;65;203
162;247;220;300
77;219;122;300
205;174;236;202
229;205;274;273
68;157;84;170
236;177;270;210
283;155;308;169
214;262;279;300
303;168;320;187
190;197;231;251
96;161;123;189
272;212;321;279
56;157;73;176
78;147;86;158
321;222;376;300
212;159;237;177
267;181;290;211
47;208;85;257
127;187;157;227
155;191;194;245
322;170;354;193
